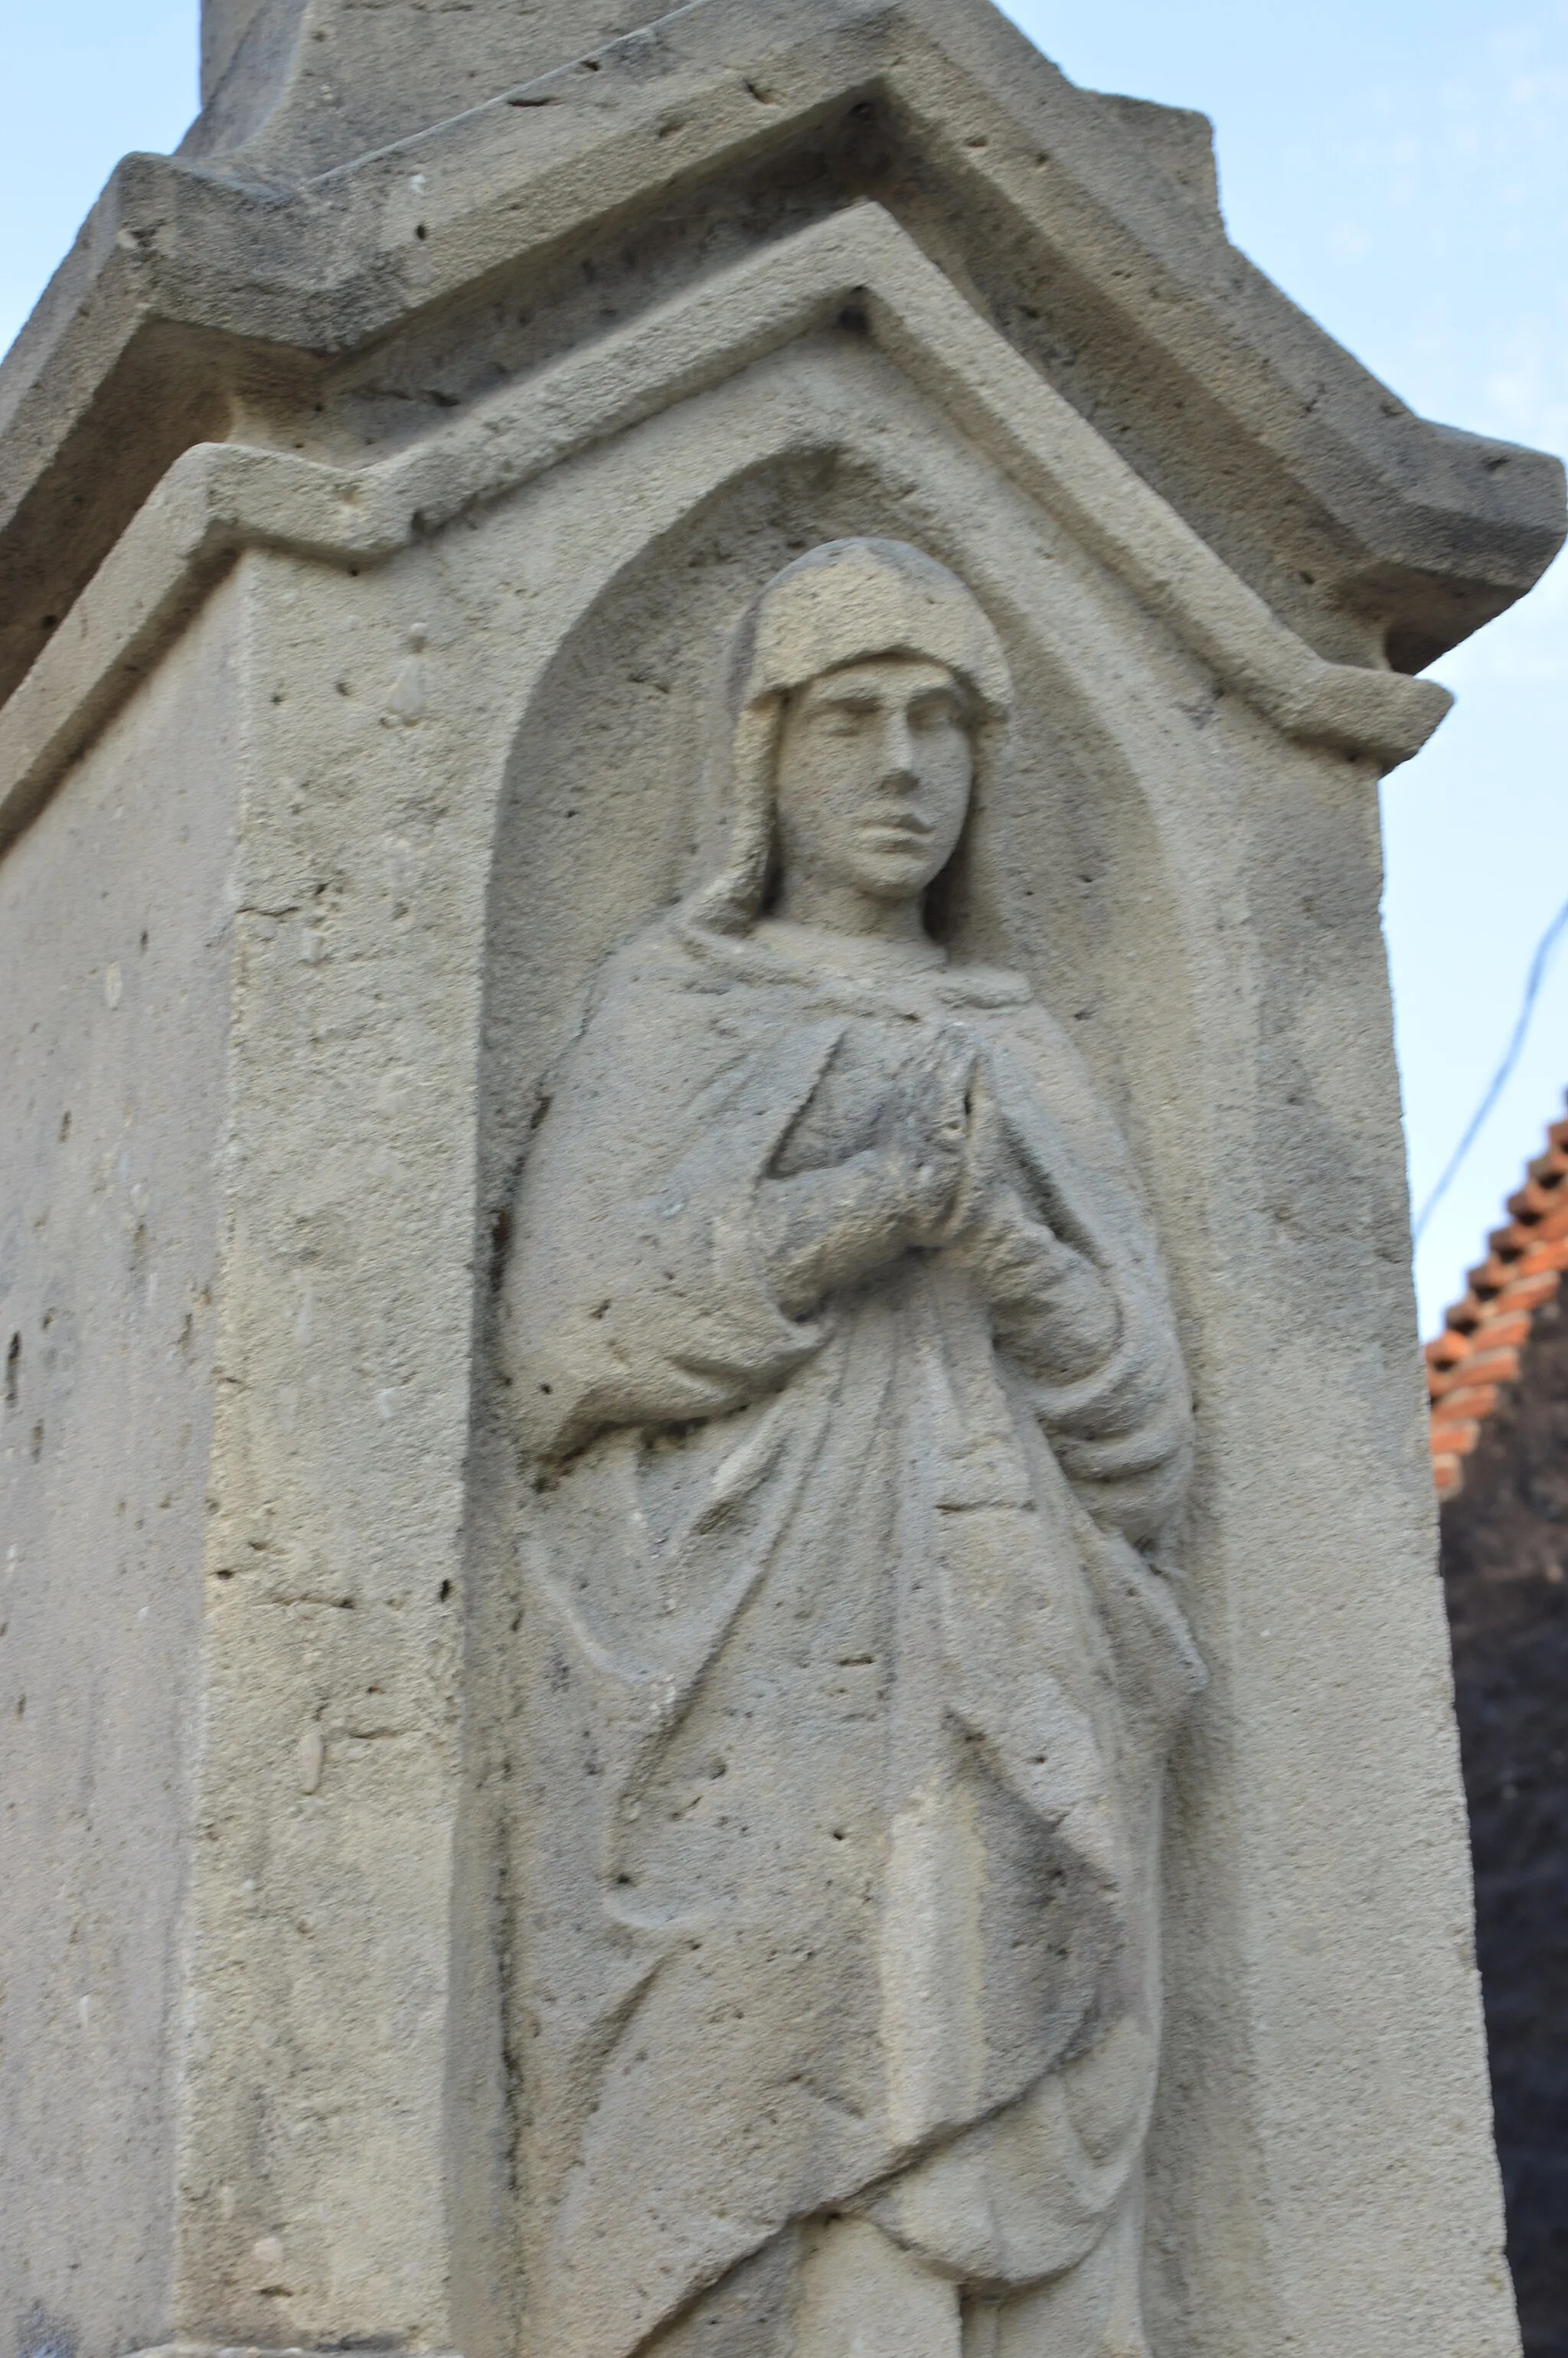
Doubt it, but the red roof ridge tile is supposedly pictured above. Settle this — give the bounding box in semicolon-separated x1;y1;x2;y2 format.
1427;1092;1568;1501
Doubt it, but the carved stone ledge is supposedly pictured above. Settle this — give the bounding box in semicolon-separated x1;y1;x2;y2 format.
0;0;1559;717
0;203;1452;852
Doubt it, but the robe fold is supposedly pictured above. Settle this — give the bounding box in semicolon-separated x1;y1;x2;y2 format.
500;914;1203;2358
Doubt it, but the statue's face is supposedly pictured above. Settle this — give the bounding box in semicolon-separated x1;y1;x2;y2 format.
773;656;973;912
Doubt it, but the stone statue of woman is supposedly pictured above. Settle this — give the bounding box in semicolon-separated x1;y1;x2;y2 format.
499;539;1204;2358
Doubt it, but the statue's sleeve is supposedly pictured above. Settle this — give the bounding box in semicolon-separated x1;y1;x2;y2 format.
986;1017;1194;1552
501;954;841;1462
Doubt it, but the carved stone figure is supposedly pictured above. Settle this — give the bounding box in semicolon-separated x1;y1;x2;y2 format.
499;540;1204;2358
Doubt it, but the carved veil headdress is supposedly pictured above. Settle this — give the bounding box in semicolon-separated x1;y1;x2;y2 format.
688;538;1014;935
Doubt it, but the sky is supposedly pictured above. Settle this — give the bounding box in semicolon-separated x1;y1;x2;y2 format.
2;0;1565;1334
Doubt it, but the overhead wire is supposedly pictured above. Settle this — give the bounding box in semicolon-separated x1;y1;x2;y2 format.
1413;890;1568;1244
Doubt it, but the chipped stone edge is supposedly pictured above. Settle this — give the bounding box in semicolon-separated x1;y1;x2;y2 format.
0;200;1451;857
126;2347;464;2358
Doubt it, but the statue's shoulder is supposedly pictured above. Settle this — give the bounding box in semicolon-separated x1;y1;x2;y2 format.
585;911;710;1013
564;916;749;1088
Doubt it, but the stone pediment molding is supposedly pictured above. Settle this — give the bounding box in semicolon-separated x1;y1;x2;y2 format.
0;0;1561;717
0;201;1453;855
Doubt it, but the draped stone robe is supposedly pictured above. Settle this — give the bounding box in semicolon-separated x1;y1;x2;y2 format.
500;913;1203;2358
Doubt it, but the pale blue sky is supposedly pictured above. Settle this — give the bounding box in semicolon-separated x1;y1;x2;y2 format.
4;0;1566;1334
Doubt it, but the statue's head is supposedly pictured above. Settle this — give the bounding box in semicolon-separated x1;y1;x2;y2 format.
694;540;1012;936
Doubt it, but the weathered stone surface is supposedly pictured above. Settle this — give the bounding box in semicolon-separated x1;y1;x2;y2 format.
0;2;1557;2356
190;0;669;172
0;579;240;2358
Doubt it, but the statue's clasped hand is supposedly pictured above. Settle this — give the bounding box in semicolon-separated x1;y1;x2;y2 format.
885;1036;1119;1366
758;1024;1089;1324
878;1027;985;1248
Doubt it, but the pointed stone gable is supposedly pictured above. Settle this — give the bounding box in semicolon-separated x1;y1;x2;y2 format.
0;0;1560;714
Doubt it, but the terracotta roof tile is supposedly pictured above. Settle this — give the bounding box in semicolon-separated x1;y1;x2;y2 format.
1427;1096;1568;1501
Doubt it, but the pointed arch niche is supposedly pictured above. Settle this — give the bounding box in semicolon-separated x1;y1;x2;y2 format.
447;327;1276;2356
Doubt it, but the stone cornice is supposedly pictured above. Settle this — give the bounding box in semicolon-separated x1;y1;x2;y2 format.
0;202;1453;856
0;0;1560;717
